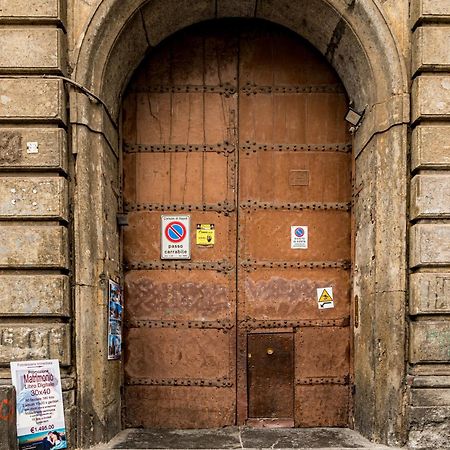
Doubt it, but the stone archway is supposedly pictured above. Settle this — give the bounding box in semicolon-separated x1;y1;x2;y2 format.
70;1;409;447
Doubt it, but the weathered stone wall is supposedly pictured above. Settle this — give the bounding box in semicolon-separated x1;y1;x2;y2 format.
0;1;74;448
0;0;448;448
408;0;450;447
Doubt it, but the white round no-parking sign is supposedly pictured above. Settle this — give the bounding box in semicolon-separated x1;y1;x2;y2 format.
291;225;308;249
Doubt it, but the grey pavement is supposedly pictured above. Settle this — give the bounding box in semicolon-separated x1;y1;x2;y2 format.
91;427;403;450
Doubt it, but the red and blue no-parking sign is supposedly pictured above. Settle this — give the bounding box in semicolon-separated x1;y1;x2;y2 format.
161;215;191;259
291;225;308;249
165;221;187;243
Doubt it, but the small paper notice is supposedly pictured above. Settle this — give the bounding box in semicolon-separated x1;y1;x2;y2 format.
196;224;215;246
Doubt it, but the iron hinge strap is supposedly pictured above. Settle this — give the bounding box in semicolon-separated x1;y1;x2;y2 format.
241;142;351;153
240;259;351;270
125;319;234;330
124;260;235;273
241;317;350;329
124;142;235;154
126;376;233;387
123;201;235;213
296;376;349;385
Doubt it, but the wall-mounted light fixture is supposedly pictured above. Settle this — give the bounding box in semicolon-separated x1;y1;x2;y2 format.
345;107;364;126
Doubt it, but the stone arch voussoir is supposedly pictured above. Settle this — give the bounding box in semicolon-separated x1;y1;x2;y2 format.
74;0;408;125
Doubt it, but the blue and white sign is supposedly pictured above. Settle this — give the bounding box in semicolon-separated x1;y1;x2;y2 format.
161;215;191;259
291;225;308;249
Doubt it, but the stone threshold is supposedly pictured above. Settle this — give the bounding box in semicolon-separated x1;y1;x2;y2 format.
91;427;401;450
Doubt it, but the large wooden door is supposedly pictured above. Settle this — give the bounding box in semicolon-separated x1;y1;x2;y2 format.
122;20;352;429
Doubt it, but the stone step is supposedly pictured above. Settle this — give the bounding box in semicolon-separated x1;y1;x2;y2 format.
91;427;401;450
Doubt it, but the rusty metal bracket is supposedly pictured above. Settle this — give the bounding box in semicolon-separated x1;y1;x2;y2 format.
296;376;349;385
124;142;235;154
116;213;129;226
126;376;233;387
241;317;350;330
125;260;235;273
240;200;351;211
240;259;351;271
126;319;234;330
240;142;351;153
124;201;235;214
129;84;237;96
240;82;344;95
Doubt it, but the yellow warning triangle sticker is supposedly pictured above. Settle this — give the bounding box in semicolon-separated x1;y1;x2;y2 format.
319;289;333;303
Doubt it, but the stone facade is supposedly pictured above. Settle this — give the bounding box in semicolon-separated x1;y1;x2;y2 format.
0;2;72;449
0;0;448;449
408;1;450;447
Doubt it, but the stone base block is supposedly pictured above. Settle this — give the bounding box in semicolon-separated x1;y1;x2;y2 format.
410;272;450;314
410;174;450;219
410;224;450;268
410;321;450;363
409;406;450;449
411;125;450;170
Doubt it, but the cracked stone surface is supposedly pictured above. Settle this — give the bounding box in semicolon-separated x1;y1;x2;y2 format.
92;427;398;449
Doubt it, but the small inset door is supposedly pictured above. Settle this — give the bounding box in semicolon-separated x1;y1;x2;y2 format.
248;333;294;420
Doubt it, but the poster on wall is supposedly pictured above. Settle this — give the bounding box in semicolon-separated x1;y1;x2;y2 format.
10;359;67;450
108;279;123;360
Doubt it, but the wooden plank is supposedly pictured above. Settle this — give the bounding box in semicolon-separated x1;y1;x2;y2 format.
124;386;235;428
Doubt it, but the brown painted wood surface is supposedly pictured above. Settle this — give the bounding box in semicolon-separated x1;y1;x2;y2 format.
248;333;294;418
122;20;351;429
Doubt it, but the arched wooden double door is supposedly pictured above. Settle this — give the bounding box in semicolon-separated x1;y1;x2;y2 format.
122;20;352;429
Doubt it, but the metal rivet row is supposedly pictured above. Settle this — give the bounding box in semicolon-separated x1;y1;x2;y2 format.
240;82;344;95
124;142;235;154
124;201;235;213
124;260;235;273
129;83;344;96
241;317;350;330
295;376;349;385
130;84;237;96
126;319;234;330
240;259;351;271
239;200;351;211
240;142;351;153
126;377;233;387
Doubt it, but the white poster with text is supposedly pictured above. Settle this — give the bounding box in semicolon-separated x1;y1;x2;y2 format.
11;359;67;449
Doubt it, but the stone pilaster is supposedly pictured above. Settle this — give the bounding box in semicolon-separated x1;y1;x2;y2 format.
409;1;450;447
0;1;73;447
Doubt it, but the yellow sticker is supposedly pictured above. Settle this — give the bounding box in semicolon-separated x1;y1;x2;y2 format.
196;224;215;246
317;287;334;309
318;289;333;303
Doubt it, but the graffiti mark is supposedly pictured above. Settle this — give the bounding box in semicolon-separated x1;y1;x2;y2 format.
0;398;13;421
